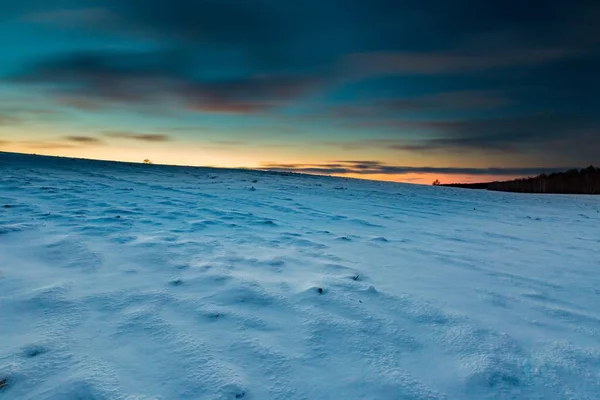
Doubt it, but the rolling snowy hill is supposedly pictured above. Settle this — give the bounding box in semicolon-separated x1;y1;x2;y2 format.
1;152;600;399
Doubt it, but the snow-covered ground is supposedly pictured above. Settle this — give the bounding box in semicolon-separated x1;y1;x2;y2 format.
1;152;599;399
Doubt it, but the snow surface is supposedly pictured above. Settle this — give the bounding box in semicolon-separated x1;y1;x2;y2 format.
1;152;600;400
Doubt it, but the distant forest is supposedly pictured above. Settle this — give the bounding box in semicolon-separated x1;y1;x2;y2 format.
441;166;600;194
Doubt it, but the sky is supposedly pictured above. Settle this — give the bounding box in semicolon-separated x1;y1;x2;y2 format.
0;0;598;184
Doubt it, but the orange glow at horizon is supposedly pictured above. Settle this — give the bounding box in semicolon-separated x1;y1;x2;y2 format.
0;141;523;186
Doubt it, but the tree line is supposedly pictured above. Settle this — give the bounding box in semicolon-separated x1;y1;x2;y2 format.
489;166;600;194
439;166;600;194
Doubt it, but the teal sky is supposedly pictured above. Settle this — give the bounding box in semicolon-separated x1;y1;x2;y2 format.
0;0;598;183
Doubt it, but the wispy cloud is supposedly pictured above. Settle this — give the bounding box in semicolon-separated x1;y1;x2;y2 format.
103;131;171;142
318;91;512;121
379;91;512;112
8;50;327;115
262;160;571;177
64;135;103;144
345;48;581;77
331;114;597;156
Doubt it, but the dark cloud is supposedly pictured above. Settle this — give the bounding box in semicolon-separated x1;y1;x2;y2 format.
30;0;597;69
103;131;171;142
9;50;326;114
7;0;596;114
262;160;571;177
335;114;598;157
323;91;512;121
183;74;325;114
380;91;512;111
10;0;600;72
344;48;580;77
64;135;103;144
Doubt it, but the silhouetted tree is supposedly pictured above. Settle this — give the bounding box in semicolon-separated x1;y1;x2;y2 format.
488;166;599;194
143;159;152;164
432;179;441;186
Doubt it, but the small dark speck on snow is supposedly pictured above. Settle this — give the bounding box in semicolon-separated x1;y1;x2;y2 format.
250;186;256;191
235;392;246;398
317;288;324;294
0;377;7;390
169;279;183;286
23;345;47;358
3;205;10;208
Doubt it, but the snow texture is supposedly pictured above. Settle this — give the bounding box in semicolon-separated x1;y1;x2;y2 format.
1;152;600;399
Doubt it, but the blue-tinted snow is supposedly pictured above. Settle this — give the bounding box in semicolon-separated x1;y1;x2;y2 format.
1;152;599;399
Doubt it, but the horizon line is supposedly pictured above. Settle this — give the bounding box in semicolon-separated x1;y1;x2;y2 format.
0;150;579;186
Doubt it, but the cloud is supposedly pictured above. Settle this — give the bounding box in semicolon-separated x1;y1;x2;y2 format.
261;160;571;177
9;50;326;114
6;46;580;120
333;160;384;169
379;91;512;112
21;0;595;73
344;48;579;77
333;114;598;156
64;135;103;144
321;91;513;121
183;74;325;114
7;0;598;78
103;131;171;142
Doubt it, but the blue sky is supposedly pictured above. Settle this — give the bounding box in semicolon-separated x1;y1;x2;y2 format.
0;0;598;183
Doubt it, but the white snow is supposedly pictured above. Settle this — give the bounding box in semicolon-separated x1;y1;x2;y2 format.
1;152;600;399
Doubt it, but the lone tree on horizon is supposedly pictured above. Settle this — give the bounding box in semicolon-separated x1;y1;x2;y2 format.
143;159;152;164
433;179;441;186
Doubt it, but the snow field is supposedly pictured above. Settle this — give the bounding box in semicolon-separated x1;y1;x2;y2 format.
1;152;600;399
